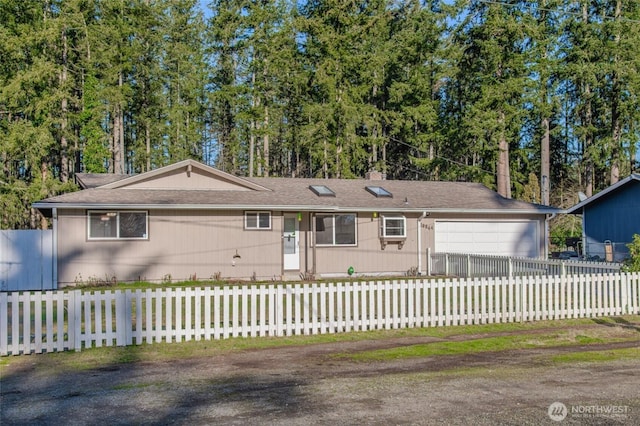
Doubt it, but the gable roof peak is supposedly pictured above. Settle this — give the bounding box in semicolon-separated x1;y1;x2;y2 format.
567;173;640;214
100;159;271;191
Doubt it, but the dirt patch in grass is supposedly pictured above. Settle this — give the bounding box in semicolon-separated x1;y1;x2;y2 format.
2;317;639;425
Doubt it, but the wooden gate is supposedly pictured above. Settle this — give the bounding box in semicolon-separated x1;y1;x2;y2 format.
0;230;55;291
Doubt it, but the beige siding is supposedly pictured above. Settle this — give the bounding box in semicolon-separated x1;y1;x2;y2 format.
125;168;253;190
312;213;420;277
57;209;283;285
309;212;546;277
56;209;548;285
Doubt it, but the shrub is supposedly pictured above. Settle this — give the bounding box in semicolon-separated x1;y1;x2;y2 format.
625;234;640;272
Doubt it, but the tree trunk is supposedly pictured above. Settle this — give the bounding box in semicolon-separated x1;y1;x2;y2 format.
541;116;550;205
249;122;255;177
323;137;328;179
118;72;125;173
582;3;593;197
110;111;118;174
497;112;511;198
249;71;256;177
263;106;269;177
39;160;49;229
146;122;151;172
609;0;622;185
60;26;69;183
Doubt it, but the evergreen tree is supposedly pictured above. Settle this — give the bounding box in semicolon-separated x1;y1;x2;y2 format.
388;0;452;180
452;0;532;197
206;0;248;174
0;0;78;228
600;0;640;184
159;0;208;165
299;0;392;178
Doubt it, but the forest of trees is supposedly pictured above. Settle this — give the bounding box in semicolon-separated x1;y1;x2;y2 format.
1;0;639;234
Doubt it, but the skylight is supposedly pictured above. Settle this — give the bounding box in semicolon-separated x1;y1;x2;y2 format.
365;186;392;198
309;185;336;197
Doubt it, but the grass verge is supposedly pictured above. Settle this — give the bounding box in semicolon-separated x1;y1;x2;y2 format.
1;315;638;373
549;347;640;364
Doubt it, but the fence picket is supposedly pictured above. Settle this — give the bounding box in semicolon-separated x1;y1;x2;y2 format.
2;272;640;356
429;252;621;278
344;282;351;333
33;292;42;353
319;283;326;334
614;274;622;316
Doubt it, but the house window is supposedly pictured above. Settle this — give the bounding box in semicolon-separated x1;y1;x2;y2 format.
315;214;357;246
381;215;406;238
88;211;148;240
245;211;271;230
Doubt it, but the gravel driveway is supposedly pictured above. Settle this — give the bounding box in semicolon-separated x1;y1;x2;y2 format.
1;324;639;425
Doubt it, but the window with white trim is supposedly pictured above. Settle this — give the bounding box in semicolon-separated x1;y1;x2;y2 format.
315;213;357;246
88;211;148;240
380;215;406;238
245;211;271;230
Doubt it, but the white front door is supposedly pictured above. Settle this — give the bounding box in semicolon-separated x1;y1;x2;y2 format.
283;214;300;270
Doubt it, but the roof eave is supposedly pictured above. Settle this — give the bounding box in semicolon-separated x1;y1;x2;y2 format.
32;202;559;215
566;173;640;214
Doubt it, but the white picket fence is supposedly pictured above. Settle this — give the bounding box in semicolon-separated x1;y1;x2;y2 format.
428;251;622;278
2;273;639;356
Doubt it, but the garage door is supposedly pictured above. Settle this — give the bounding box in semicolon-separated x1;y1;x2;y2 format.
434;220;539;258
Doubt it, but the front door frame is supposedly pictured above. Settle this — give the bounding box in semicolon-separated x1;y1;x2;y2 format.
283;213;300;270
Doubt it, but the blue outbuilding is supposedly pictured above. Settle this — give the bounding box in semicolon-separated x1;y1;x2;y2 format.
567;174;640;262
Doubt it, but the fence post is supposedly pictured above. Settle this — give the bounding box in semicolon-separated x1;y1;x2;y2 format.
621;273;629;314
0;292;7;355
508;258;513;279
72;290;82;352
427;247;431;276
115;290;127;347
561;262;566;278
67;291;76;349
276;285;284;337
445;254;450;276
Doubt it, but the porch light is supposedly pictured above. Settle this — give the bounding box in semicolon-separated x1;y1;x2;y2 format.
297;212;302;221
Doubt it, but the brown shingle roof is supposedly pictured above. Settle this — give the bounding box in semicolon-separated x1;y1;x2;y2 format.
75;173;129;189
36;175;558;214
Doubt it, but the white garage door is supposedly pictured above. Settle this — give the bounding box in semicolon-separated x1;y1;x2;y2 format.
435;220;539;258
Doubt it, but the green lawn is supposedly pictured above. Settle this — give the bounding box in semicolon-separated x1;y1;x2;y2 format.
2;315;638;372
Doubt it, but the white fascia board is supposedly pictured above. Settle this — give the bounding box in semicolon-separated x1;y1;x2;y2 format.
566;173;640;214
32;202;559;215
33;203;338;211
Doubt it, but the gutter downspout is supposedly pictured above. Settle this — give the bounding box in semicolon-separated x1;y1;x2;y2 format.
417;211;427;275
544;213;556;260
